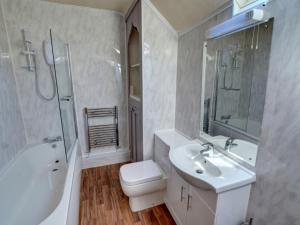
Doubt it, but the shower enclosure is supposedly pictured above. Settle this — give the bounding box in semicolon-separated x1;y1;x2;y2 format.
19;27;78;159
0;18;79;225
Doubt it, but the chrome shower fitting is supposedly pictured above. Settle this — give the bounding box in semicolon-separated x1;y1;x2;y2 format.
43;136;62;143
20;29;57;101
21;29;36;71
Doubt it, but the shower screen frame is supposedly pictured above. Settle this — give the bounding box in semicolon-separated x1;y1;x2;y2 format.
50;29;78;162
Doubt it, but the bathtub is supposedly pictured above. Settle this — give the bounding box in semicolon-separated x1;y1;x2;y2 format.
0;140;81;225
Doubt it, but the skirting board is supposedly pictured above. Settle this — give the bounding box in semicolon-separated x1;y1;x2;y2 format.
81;148;130;169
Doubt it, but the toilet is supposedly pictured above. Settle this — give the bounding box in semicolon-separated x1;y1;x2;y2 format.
119;160;167;212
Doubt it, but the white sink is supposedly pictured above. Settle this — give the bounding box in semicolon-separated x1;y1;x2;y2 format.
169;143;256;193
186;146;222;177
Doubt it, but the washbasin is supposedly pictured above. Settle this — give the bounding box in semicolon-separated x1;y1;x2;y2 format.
193;155;222;177
186;146;221;177
169;143;256;193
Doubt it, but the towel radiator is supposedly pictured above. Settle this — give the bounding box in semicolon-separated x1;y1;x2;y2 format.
84;106;119;152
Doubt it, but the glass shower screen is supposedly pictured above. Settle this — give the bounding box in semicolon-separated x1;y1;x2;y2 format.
50;30;77;160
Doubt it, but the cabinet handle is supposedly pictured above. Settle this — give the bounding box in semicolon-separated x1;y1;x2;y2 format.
187;194;192;211
180;186;186;202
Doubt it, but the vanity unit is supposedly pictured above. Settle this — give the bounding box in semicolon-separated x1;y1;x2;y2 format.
154;130;256;225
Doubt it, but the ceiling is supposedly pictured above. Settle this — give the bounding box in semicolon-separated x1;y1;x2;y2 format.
46;0;230;32
150;0;229;32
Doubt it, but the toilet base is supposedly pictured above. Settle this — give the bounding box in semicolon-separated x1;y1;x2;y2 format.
129;191;165;212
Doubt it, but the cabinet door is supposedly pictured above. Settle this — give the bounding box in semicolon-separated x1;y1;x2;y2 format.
129;104;143;162
129;106;137;161
166;168;189;225
186;186;215;225
135;107;143;161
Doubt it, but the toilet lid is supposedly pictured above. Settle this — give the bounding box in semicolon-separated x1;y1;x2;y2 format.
120;160;162;186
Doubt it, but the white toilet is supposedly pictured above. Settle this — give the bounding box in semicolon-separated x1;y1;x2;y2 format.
119;160;167;212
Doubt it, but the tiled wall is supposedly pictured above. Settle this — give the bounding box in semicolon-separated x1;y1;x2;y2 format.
141;1;178;160
0;2;26;172
2;0;128;153
175;0;300;224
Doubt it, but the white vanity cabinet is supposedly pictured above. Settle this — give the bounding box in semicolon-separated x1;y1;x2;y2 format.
154;130;253;225
166;168;189;225
154;131;216;225
166;168;216;225
166;167;251;225
186;185;215;225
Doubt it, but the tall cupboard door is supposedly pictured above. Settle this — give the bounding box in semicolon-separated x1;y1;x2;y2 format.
129;105;137;162
126;1;143;162
186;186;215;225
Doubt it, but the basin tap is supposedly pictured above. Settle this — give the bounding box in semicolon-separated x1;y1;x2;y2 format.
43;136;62;143
200;142;214;154
190;143;214;160
224;137;237;151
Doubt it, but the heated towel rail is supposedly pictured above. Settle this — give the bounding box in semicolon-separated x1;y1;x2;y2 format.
84;106;119;152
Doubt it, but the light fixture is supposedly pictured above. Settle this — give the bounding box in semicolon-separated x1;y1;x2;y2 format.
206;9;270;39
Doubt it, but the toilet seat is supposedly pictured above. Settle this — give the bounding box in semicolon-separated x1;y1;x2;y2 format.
120;160;162;186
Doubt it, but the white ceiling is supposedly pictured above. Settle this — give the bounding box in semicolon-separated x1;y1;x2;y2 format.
150;0;229;31
47;0;230;32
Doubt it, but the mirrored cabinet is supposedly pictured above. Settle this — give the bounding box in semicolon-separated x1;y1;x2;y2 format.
201;19;274;167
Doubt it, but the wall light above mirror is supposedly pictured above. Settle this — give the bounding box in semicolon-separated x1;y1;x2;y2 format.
233;0;270;16
200;18;274;168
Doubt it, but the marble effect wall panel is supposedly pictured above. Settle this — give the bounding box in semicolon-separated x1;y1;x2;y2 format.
142;1;178;160
0;2;26;172
175;9;232;139
247;0;300;224
3;0;63;144
3;0;128;152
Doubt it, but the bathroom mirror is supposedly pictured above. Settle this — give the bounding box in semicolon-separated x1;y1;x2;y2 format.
200;19;273;167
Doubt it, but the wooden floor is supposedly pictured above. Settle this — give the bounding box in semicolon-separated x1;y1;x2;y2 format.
79;163;176;225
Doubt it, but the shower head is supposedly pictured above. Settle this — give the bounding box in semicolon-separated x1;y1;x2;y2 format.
43;37;65;66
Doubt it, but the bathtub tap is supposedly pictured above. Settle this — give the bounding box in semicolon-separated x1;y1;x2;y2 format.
43;136;62;143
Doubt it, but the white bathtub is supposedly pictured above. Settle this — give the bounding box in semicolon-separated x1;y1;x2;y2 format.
0;140;81;225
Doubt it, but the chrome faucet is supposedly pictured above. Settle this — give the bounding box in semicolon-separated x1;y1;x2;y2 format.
224;137;237;151
200;142;214;154
43;136;62;143
191;142;214;160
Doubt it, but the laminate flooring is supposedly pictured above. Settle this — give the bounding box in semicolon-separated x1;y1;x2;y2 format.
79;163;176;225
